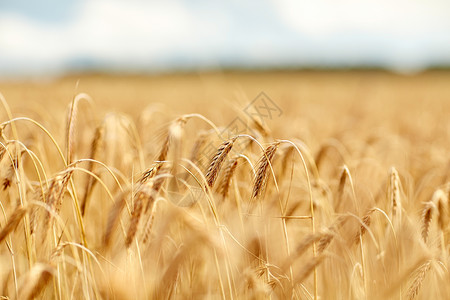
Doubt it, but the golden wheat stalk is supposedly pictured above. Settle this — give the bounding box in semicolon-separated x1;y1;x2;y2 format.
158;134;171;163
205;137;237;188
421;201;435;243
144;171;166;213
44;171;73;221
42;170;73;243
141;201;158;245
139;162;163;184
217;157;240;199
139;117;186;186
167;117;187;175
334;166;350;212
433;189;448;233
66;95;80;164
81;123;104;216
103;190;128;248
354;208;376;244
317;216;348;254
281;232;324;271
406;261;431;300
125;186;148;247
389;167;402;222
126;172;167;247
0;206;28;243
252;142;280;199
0;142;24;191
29;186;42;235
189;132;209;165
296;255;325;284
421;188;448;244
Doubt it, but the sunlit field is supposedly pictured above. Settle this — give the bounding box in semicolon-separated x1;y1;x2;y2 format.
0;71;449;299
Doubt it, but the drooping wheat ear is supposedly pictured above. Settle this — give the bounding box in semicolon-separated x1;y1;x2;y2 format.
252;142;280;199
29;206;38;235
335;166;349;212
317;216;348;254
81;124;104;216
125;185;150;248
315;140;348;173
217;157;240;199
144;171;166;213
389;167;402;222
433;189;448;233
29;186;43;235
3;156;19;191
150;117;186;185
0;145;5;161
295;232;324;258
168;117;187;173
45;170;73;217
0;142;23;191
42;170;73;242
141;200;158;245
103;190;128;248
18;263;55;300
355;208;376;244
139;162;163;184
420;189;448;244
50;242;69;262
0;123;6;141
406;260;431;300
242;268;269;296
296;255;325;284
205;137;237;188
317;231;335;254
189;132;209;166
158;134;171;163
138;118;185;185
126;172;167;248
0;206;28;243
421;201;435;243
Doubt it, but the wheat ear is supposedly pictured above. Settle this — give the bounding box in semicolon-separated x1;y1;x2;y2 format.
126;172;167;247
252;142;280;199
218;157;240;199
103;190;128;248
355;208;376;244
389;167;402;223
0;206;28;243
406;261;431;300
81;123;104;216
205;137;237;188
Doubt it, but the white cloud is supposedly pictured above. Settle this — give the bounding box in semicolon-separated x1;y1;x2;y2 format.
275;0;450;37
274;0;450;70
0;0;226;74
0;0;450;76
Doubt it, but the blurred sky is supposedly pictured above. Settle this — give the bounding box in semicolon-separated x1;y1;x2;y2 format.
1;0;450;77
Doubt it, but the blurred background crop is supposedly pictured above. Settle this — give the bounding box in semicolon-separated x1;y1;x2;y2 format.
1;0;450;78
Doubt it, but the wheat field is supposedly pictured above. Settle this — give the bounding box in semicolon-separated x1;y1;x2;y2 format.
0;71;449;299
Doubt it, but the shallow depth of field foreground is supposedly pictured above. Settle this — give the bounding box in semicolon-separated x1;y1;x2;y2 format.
0;71;449;299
